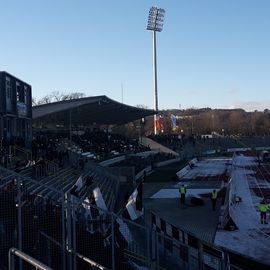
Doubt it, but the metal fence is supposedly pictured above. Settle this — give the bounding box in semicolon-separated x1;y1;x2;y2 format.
9;248;53;270
0;165;268;270
154;231;225;270
0;166;150;270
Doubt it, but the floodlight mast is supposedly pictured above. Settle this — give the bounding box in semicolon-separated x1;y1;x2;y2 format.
147;7;165;135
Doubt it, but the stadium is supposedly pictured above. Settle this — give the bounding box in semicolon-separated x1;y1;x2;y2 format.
1;71;270;270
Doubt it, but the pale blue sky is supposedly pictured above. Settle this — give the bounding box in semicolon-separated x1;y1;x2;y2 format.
1;0;270;111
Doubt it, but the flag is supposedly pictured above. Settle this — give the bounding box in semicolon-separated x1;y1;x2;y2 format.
125;185;143;221
171;114;177;129
75;175;83;190
93;187;107;211
156;116;161;132
136;182;143;211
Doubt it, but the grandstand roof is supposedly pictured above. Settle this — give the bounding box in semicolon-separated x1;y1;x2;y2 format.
33;95;156;125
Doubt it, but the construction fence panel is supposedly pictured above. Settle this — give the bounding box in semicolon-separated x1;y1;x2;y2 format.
113;214;151;270
73;200;113;270
0;172;17;269
72;199;152;270
3;166;65;269
18;177;65;270
9;247;53;270
1;165;252;270
155;231;225;270
155;231;188;270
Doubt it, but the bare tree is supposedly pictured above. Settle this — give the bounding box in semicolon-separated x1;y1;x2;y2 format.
32;97;38;106
136;104;149;109
37;95;52;105
33;91;86;105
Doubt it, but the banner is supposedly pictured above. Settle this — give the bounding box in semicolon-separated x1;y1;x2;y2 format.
93;187;107;211
75;175;83;190
156;116;161;132
125;185;143;220
171;114;177;129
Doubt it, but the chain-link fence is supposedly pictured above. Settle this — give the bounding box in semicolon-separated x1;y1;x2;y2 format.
154;231;226;270
0;166;151;270
0;165;269;270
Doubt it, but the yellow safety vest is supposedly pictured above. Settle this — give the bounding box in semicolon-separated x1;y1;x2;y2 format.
212;191;217;199
180;186;186;194
259;203;268;213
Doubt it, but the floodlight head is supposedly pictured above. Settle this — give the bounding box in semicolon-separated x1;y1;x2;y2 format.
147;6;165;32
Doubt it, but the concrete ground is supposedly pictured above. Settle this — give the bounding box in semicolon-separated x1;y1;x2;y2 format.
143;185;221;243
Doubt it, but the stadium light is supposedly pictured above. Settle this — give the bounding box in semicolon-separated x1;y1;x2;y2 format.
146;7;165;135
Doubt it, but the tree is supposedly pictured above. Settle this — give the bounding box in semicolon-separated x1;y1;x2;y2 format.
32;91;86;105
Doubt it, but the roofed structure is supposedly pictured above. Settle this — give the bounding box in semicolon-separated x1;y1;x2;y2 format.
33;95;156;126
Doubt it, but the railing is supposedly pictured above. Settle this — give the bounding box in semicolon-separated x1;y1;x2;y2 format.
9;248;53;270
76;252;109;270
35;159;59;179
12;145;32;161
1;165;269;270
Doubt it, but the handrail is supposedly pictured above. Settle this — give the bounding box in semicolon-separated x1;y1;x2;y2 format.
38;231;108;270
13;145;32;161
76;253;109;270
9;248;53;270
14;145;31;154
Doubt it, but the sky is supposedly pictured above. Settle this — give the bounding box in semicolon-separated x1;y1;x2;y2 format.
0;0;270;111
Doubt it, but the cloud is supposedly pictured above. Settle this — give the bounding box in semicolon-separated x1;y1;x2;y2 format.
227;100;270;112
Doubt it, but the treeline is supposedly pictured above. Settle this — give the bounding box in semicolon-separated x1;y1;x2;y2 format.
155;108;270;136
32;91;270;136
32;91;85;106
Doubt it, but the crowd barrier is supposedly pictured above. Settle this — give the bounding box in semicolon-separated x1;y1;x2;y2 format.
176;158;198;179
1;164;269;270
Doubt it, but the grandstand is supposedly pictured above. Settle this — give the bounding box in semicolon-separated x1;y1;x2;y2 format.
1;95;270;269
148;134;270;159
0;96;161;270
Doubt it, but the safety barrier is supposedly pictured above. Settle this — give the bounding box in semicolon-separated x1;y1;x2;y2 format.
1;165;269;270
12;145;32;161
9;248;53;270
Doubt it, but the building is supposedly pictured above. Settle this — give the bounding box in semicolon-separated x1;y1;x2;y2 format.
0;71;32;147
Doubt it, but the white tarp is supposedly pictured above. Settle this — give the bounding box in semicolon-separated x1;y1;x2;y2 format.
116;218;133;243
176;165;190;179
125;188;143;221
75;175;83;190
93;187;107;211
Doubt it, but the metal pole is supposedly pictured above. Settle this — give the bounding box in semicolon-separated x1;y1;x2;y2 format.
9;248;15;270
61;194;66;270
9;248;53;270
147;227;151;268
65;193;73;270
151;230;157;270
76;253;109;270
17;178;22;270
72;204;77;270
155;231;159;270
152;30;158;135
198;240;203;270
111;214;115;270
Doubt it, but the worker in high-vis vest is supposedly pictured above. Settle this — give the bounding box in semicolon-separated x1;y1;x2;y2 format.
179;184;186;206
259;199;268;224
211;189;218;211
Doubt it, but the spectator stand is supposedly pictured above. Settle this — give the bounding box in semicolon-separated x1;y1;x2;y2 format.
176;158;198;180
